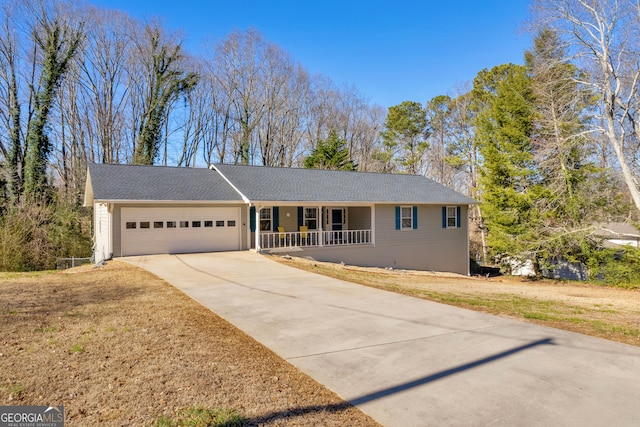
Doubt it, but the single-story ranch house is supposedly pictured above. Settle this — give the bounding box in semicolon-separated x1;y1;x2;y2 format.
84;163;477;275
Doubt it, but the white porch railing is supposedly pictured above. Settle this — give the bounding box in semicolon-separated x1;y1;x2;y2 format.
260;229;371;250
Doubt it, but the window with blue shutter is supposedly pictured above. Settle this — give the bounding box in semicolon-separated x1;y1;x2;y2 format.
412;206;418;229
442;207;447;228
443;206;459;228
397;206;416;230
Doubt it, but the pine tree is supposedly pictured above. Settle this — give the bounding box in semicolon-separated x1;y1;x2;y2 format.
304;130;356;170
473;64;539;262
524;28;611;263
380;101;429;174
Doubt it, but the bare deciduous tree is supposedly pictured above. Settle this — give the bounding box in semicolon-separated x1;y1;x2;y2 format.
0;4;23;201
256;46;309;167
213;29;267;165
130;22;198;165
78;6;132;165
533;0;640;211
0;0;84;200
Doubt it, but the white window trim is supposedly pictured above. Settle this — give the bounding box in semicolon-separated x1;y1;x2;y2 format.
446;206;458;229
304;207;318;230
400;206;413;230
260;207;272;232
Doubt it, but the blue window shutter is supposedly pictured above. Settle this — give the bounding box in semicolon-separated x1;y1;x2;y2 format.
250;206;256;232
457;206;461;228
442;206;447;228
298;207;304;227
395;206;401;230
412;206;418;229
273;206;279;231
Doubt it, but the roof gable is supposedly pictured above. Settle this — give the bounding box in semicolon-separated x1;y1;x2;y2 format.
212;163;477;205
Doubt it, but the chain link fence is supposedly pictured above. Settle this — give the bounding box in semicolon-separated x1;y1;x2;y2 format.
56;257;93;270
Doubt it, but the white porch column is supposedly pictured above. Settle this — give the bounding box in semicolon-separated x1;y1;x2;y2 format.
107;202;114;259
318;205;324;246
255;206;261;251
370;204;376;246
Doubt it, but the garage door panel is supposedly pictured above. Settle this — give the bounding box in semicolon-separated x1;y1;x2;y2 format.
121;207;240;256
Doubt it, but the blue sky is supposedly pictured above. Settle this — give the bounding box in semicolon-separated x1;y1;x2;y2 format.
92;0;532;109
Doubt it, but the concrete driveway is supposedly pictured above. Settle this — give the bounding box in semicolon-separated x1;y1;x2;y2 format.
124;252;640;426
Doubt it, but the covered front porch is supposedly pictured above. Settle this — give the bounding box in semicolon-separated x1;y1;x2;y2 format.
252;205;374;251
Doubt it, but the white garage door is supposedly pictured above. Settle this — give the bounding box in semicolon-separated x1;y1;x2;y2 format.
121;207;241;256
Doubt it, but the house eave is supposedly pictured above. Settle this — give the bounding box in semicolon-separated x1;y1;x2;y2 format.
248;200;376;207
247;200;477;206
90;198;476;207
91;199;245;205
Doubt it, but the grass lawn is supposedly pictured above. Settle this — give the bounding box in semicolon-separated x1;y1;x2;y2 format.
274;256;640;348
0;261;380;426
3;255;639;426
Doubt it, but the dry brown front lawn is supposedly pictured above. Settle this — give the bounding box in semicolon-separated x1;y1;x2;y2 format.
3;255;639;426
274;256;640;347
0;261;380;426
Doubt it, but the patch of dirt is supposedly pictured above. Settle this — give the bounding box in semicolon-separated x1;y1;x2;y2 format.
0;261;380;426
274;256;640;346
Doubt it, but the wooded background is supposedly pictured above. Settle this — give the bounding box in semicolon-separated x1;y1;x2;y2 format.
1;0;639;281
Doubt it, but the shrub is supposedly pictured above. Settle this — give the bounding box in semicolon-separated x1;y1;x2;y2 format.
582;244;640;289
0;199;92;271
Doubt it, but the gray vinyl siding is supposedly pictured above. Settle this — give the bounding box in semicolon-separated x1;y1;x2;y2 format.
113;205;122;257
111;202;249;257
108;201;469;274
94;202;112;262
271;204;470;275
348;207;371;229
374;204;468;274
278;206;299;231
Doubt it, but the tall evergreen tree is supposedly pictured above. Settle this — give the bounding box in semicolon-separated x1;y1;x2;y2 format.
473;64;538;262
380;101;429;174
425;95;455;186
304;130;356;170
524;27;615;263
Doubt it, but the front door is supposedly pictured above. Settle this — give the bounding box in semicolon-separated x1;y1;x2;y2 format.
330;208;345;244
331;208;343;231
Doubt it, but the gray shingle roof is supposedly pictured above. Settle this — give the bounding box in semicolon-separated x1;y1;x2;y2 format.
213;164;477;204
86;163;477;205
86;163;242;202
